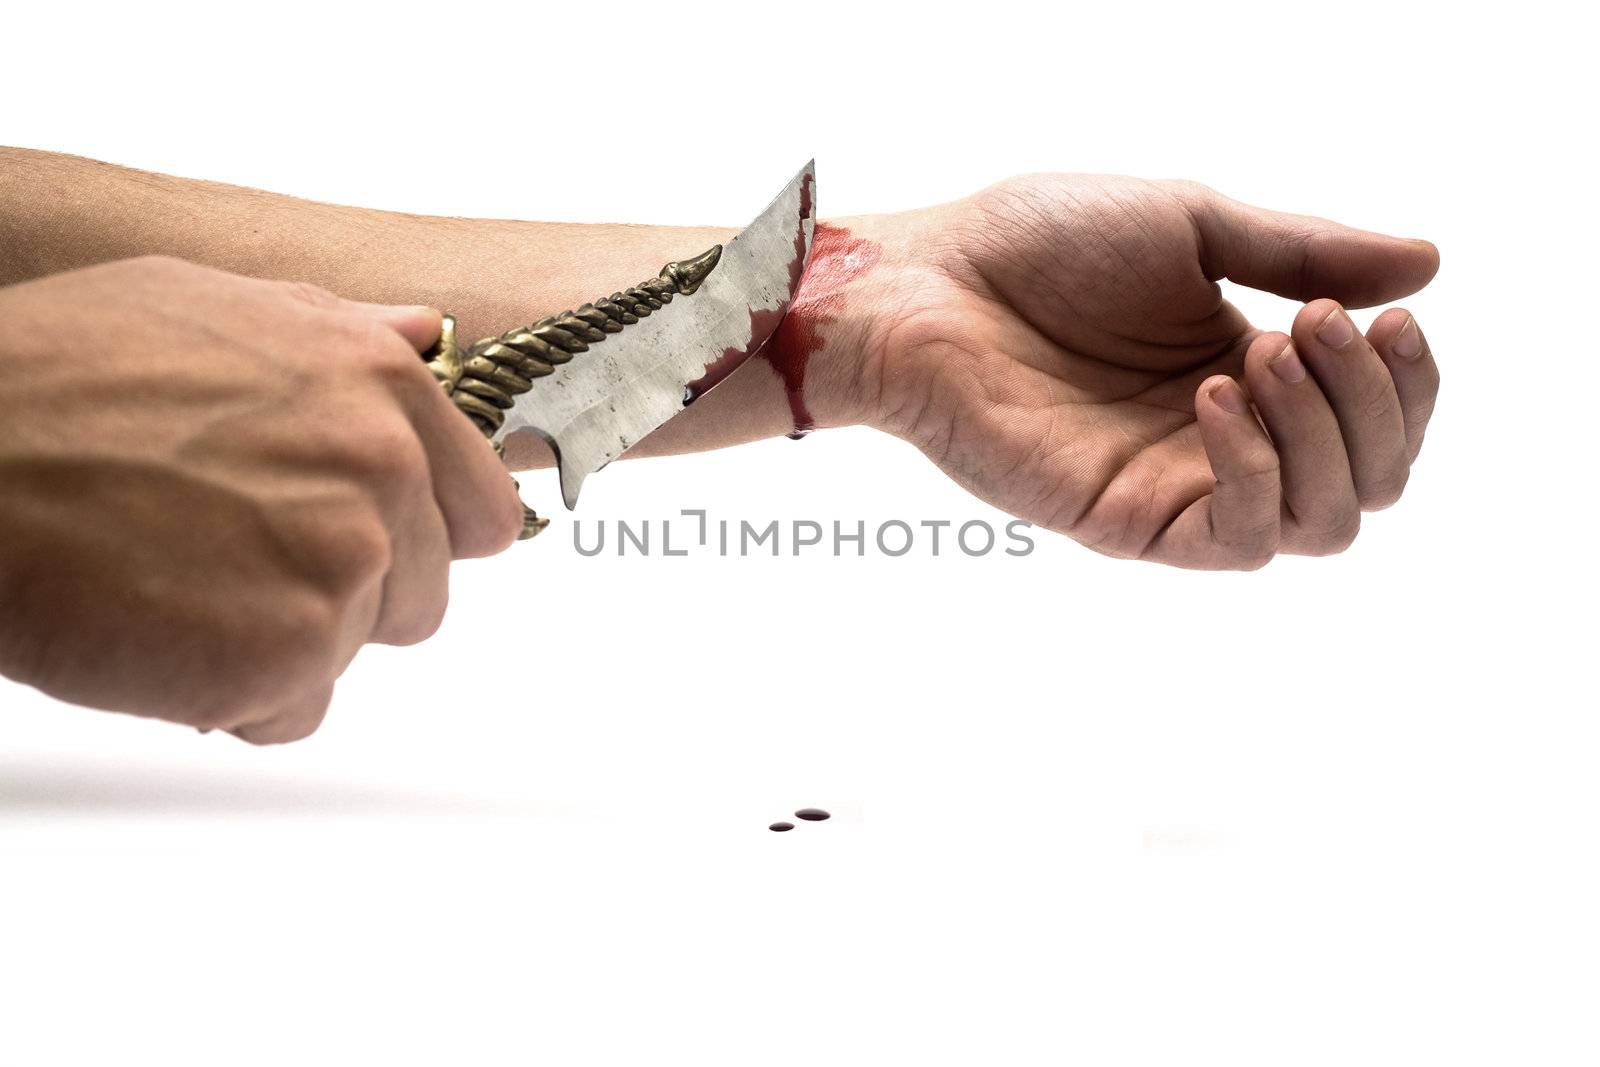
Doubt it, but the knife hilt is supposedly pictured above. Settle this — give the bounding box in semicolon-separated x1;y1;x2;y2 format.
421;245;723;540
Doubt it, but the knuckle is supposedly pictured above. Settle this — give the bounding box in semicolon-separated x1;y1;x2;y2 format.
116;255;219;293
180;591;346;732
345;317;425;379
1420;357;1443;394
290;698;335;742
1322;513;1363;553
1246;333;1291;372
1218;518;1279;571
438;476;524;562
496;495;527;549
1230;543;1277;571
976;173;1042;205
452;521;519;563
1359;466;1410;511
275;718;325;745
246;724;313;746
1303;511;1362;555
285;588;349;659
1229;449;1282;491
342;418;429;488
232;724;284;747
280;279;341;311
1074;510;1141;561
1360;376;1399;422
1276;230;1319;297
302;517;392;601
465;486;526;559
1406;389;1439;435
255;507;391;628
385;591;450;648
1162;178;1217;206
1407;429;1430;464
233;703;330;746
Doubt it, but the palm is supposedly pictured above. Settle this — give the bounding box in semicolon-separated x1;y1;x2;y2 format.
875;174;1438;567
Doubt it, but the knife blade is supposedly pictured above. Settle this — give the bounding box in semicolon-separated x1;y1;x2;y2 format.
495;160;816;510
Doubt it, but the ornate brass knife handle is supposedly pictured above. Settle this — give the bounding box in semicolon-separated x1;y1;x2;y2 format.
421;245;722;540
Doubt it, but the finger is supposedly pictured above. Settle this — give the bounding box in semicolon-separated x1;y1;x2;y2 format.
276;283;516;554
283;286;524;557
1150;376;1281;569
398;377;526;558
1292;301;1411;510
369;441;453;647
274;276;444;355
348;302;444;354
353;316;525;560
1363;308;1440;462
1241;332;1361;555
1178;184;1439;308
229;682;335;746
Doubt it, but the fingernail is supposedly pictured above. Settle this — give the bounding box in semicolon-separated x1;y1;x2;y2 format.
1209;378;1248;414
1268;342;1306;384
1392;316;1424;360
1316;307;1354;349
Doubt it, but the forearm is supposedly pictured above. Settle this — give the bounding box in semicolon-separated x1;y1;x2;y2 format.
0;148;873;464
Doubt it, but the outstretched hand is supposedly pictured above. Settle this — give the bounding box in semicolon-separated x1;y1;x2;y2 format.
842;176;1439;569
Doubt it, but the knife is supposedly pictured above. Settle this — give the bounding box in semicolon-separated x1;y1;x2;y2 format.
422;161;817;538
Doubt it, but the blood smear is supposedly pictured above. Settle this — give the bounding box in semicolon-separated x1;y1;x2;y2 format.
683;182;887;442
683;171;816;407
763;224;882;438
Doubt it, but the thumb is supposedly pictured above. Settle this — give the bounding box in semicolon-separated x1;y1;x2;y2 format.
275;278;445;353
1179;184;1440;308
350;302;445;354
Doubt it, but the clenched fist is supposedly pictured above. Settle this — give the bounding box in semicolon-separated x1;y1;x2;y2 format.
0;257;523;742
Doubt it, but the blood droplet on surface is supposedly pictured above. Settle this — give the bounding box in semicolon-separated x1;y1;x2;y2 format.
794;808;831;822
769;821;795;832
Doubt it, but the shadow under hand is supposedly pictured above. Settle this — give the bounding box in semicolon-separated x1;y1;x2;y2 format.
0;756;535;818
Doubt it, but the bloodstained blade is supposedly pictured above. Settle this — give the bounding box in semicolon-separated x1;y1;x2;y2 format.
496;161;817;509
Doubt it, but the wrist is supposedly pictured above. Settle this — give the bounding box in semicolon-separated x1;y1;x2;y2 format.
760;214;896;435
497;215;895;465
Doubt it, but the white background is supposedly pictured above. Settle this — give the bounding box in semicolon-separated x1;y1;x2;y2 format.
2;1;1596;1064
